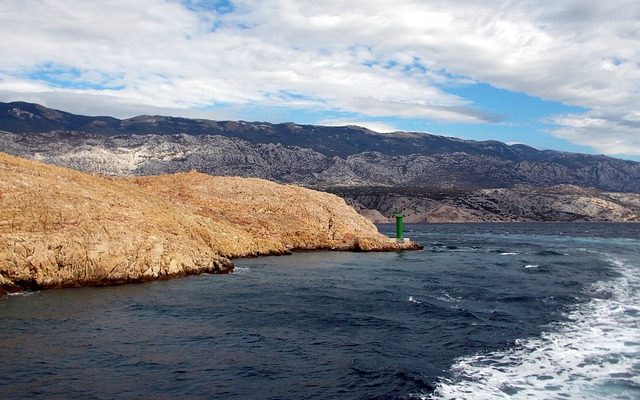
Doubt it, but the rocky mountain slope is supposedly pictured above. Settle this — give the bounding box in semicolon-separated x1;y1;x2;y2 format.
4;130;639;192
1;101;639;222
2;101;639;192
330;185;640;223
0;152;418;296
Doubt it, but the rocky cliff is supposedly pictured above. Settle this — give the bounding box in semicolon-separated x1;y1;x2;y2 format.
0;152;419;296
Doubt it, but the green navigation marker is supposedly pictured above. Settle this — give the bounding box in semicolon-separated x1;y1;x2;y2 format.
394;209;404;240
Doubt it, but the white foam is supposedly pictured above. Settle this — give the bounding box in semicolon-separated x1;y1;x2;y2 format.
523;264;539;269
6;291;37;297
434;291;459;303
409;296;422;304
500;252;518;256
423;255;640;400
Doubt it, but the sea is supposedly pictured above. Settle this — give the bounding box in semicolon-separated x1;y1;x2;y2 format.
0;223;638;399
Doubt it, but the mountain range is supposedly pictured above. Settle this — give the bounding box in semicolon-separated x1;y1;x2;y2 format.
1;101;639;222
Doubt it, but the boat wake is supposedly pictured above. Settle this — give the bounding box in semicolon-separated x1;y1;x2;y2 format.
422;255;640;399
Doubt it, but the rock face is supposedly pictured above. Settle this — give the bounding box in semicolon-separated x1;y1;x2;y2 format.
0;152;420;296
331;185;640;222
2;130;639;194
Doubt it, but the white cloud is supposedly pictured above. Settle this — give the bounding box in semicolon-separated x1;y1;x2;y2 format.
0;0;639;154
317;119;401;133
551;110;640;156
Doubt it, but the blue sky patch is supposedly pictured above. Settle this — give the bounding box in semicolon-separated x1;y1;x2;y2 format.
447;82;587;122
25;63;124;91
181;0;234;14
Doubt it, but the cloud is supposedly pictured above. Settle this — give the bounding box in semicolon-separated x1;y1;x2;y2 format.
551;110;640;156
0;89;242;120
0;0;639;154
0;0;499;123
317;119;401;133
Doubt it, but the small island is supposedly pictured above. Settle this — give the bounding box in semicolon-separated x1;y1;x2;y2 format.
0;152;421;297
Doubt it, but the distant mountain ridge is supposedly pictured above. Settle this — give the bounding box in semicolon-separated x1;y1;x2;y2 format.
1;100;543;159
0;100;627;160
1;101;639;222
1;101;638;193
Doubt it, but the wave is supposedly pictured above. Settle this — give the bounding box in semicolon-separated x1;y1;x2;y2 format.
536;250;568;256
421;255;640;399
6;291;38;297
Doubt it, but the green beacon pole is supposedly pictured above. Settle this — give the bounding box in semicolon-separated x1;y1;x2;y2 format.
394;210;404;240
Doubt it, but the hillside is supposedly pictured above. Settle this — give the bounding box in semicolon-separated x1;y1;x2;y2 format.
0;152;419;296
2;101;639;193
330;185;640;223
2;101;639;223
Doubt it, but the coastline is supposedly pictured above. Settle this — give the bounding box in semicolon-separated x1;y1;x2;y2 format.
0;240;423;298
0;152;421;298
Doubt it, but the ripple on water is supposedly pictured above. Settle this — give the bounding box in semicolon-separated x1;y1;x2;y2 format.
1;223;638;399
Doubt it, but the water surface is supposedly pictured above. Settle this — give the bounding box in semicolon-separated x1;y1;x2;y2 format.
1;223;638;399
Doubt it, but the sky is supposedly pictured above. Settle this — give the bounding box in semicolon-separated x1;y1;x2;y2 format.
0;0;639;160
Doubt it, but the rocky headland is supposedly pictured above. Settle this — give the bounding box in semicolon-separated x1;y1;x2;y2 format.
0;152;420;297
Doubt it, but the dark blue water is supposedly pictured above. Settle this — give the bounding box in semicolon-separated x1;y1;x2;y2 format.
1;223;639;399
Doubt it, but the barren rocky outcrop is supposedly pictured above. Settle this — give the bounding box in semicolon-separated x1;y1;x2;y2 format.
332;185;640;222
0;152;420;296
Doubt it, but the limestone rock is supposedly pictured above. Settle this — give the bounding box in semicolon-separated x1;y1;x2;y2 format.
0;152;419;294
336;185;640;222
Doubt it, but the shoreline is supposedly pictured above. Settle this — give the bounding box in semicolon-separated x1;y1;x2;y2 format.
0;239;423;299
0;152;423;300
